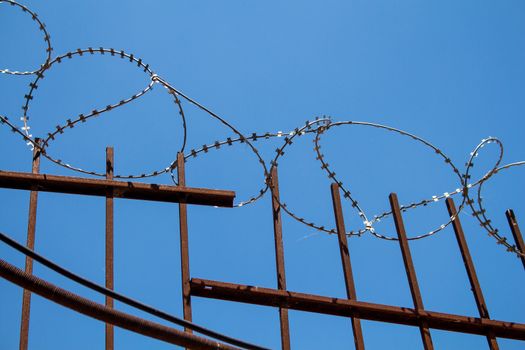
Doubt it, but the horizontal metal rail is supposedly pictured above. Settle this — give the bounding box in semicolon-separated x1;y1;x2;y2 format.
190;278;525;341
0;171;234;207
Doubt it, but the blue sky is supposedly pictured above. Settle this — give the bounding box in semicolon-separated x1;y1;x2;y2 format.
1;1;524;349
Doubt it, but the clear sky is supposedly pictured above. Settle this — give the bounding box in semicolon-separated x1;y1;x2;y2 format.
1;1;524;349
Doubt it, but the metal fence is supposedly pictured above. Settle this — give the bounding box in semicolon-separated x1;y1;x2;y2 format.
1;144;524;350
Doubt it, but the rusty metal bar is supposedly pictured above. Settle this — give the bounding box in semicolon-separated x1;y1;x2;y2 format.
330;183;365;350
505;209;525;270
19;142;41;350
0;171;235;207
270;166;291;350
190;278;525;340
389;193;434;350
177;152;193;336
105;147;114;350
446;198;499;349
0;230;268;350
0;259;239;350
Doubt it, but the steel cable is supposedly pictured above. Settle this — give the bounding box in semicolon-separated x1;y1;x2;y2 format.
0;230;269;350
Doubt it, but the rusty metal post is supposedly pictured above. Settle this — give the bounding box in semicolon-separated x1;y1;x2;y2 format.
330;183;365;350
389;193;434;350
19;140;41;350
105;147;114;350
505;209;525;270
446;198;499;349
270;166;291;350
177;152;193;335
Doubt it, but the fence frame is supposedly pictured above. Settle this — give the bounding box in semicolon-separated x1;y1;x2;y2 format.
1;148;524;349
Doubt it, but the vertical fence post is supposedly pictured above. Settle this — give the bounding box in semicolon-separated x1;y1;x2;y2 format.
505;210;525;270
19;140;41;350
389;193;434;350
270;166;291;350
105;147;114;350
446;198;499;349
177;152;193;336
330;183;365;350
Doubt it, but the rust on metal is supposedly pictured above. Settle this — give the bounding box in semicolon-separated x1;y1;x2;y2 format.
505;209;525;270
19;142;41;350
0;259;239;350
190;278;525;340
177;152;193;336
389;193;434;350
446;198;499;349
2;125;524;349
0;170;235;207
330;183;365;350
270;166;291;350
105;147;114;350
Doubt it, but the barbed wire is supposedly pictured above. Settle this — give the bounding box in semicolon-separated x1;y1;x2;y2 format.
0;0;52;75
19;47;188;179
1;0;523;258
312;120;466;240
